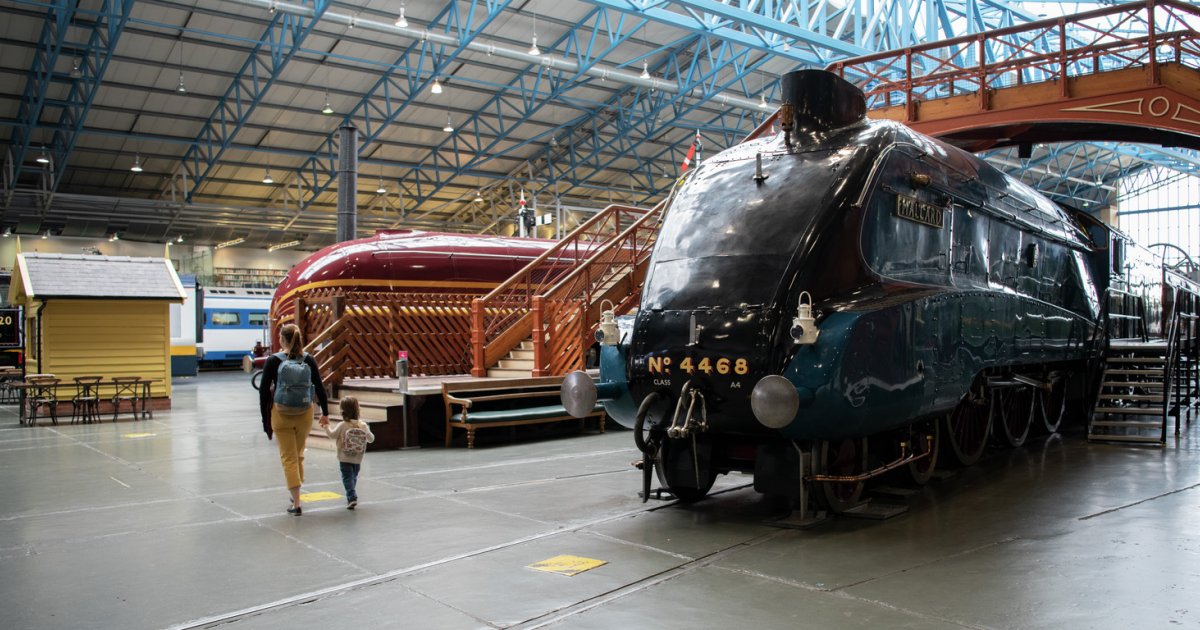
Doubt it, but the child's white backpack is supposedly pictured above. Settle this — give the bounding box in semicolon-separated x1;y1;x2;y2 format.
343;425;369;457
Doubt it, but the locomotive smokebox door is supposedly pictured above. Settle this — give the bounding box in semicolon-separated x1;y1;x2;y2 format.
781;70;866;135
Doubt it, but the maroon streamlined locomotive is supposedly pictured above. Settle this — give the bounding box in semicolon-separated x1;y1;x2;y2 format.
268;229;557;349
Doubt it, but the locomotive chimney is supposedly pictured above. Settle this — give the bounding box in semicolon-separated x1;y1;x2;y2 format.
780;70;867;138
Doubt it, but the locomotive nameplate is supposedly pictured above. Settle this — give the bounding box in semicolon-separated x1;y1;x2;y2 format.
895;194;945;229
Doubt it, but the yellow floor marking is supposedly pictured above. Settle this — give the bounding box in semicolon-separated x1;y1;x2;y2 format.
300;491;343;502
123;433;156;438
527;555;607;577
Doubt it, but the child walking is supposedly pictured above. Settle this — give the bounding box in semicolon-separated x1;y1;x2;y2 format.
323;397;375;509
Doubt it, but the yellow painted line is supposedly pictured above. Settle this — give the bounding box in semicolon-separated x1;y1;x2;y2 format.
526;555;607;577
299;491;343;502
123;432;156;438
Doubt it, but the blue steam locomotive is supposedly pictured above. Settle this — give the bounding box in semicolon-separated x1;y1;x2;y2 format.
562;70;1199;515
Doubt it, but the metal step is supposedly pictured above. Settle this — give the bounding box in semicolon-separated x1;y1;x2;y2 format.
1106;357;1166;363
1094;406;1165;415
1104;369;1166;376
1090;420;1164;429
1087;434;1164;444
1101;381;1164;389
1098;394;1164;401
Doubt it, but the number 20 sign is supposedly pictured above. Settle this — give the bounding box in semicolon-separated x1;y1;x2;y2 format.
0;308;22;349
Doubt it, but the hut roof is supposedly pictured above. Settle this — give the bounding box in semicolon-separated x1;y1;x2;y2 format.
12;253;185;301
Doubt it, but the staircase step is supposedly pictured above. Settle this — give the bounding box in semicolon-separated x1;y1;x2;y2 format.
487;367;533;378
1094;407;1164;415
1104;369;1166;376
1101;381;1164;389
497;359;535;370
1087;434;1164;444
1090;420;1164;429
509;349;535;360
1098;394;1164;401
1106;357;1166;363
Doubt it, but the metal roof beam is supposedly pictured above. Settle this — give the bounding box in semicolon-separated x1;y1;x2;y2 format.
4;0;72;209
178;0;332;201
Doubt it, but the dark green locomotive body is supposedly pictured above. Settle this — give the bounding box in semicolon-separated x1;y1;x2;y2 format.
617;70;1101;442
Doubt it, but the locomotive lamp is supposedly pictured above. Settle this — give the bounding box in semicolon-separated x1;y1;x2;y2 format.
595;301;619;345
789;291;820;345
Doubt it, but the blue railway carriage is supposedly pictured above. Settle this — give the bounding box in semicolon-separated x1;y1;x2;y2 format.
169;275;200;376
200;288;272;365
561;69;1200;515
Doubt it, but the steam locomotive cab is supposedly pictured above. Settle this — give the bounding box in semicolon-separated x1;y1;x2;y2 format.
563;70;1114;513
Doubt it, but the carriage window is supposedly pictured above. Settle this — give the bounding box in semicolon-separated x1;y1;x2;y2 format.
210;312;240;326
248;313;268;328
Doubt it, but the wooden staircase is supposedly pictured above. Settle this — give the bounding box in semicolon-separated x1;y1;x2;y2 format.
487;339;535;378
471;202;663;378
1088;341;1171;445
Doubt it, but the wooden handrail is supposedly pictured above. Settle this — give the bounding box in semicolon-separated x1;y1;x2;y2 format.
470;203;652;376
476;203;649;305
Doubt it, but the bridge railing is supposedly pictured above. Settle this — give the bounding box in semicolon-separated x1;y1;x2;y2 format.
828;0;1200;113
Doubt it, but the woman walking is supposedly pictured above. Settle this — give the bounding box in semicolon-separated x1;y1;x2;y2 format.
259;323;329;515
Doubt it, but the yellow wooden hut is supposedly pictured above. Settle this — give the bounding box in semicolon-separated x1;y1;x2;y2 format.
7;253;185;410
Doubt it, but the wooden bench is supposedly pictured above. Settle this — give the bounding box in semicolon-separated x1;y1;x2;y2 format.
442;376;606;448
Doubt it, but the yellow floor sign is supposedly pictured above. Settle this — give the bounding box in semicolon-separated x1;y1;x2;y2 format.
527;555;607;577
299;491;343;502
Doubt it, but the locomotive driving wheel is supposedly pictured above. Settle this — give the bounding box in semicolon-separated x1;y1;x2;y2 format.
1037;376;1067;434
993;385;1035;448
941;391;991;467
815;438;867;513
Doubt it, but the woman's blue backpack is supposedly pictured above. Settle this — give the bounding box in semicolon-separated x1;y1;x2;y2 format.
273;352;313;411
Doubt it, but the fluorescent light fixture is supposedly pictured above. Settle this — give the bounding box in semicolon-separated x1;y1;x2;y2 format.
443;114;454;133
394;4;408;28
640;61;650;80
36;150;50;164
215;237;245;250
431;78;443;94
130;155;143;172
262;169;274;184
268;239;302;252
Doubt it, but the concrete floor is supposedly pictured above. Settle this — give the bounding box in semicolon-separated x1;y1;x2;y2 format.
2;371;1199;629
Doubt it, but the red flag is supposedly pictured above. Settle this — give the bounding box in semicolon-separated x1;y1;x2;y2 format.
680;130;702;173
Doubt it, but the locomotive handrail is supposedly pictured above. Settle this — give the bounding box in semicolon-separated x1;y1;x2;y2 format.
471;204;652;376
